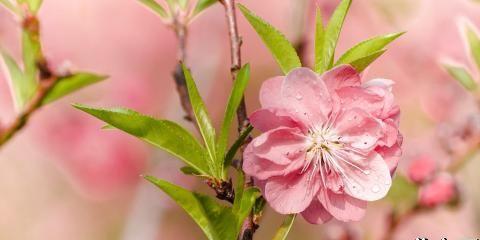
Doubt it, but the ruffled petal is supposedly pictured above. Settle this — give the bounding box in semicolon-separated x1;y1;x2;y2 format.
251;127;308;165
249;108;304;133
317;188;367;222
301;198;333;224
322;64;362;91
260;76;284;109
243;143;301;180
281;67;333;124
335;108;383;152
375;135;403;175
265;172;321;214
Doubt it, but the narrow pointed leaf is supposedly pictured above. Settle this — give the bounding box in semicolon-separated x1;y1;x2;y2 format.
217;64;250;175
336;32;404;66
442;63;477;91
17;0;42;13
192;0;217;17
349;49;386;72
178;0;188;10
27;0;42;12
238;4;301;74
273;214;296;240
21;30;41;92
232;172;260;231
42;73;107;105
317;0;352;73
314;8;325;73
74;105;211;175
1;51;35;110
224;124;253;169
138;0;168;18
183;64;218;176
0;0;19;13
180;166;202;176
465;24;480;70
145;176;238;240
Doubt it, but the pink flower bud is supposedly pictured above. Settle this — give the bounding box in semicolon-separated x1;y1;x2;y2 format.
419;173;457;207
407;155;437;184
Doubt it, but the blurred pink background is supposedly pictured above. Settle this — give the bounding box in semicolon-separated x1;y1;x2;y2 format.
1;0;480;239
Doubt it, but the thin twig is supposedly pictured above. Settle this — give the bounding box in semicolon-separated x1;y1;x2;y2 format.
0;14;59;149
170;14;237;202
171;18;196;122
219;0;256;239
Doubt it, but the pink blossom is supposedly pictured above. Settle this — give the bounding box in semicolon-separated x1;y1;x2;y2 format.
419;173;457;207
243;65;402;223
407;155;437;184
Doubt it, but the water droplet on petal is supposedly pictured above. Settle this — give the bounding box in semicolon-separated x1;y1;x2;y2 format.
372;185;380;193
295;94;303;100
363;170;371;175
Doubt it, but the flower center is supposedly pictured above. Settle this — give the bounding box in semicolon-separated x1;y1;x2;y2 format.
302;124;369;189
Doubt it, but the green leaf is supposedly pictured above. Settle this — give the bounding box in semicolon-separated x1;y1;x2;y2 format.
317;0;352;73
238;4;301;74
336;32;404;66
442;63;477;91
0;0;19;14
192;0;217;17
385;175;418;215
349;49;386;72
73;105;212;176
217;64;250;176
273;214;296;240
16;0;42;13
145;176;238;240
232;172;260;231
224;124;253;170
21;29;41;92
0;51;35;110
465;24;480;70
42;73;107;105
314;8;325;73
27;0;42;12
183;64;218;176
138;0;168;18
178;0;188;10
180;166;203;176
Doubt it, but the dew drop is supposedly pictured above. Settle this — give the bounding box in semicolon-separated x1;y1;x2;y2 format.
372;185;380;193
363;170;371;175
295;94;303;100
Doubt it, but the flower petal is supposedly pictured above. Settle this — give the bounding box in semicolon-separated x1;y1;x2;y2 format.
322;64;361;91
243;143;298;180
376;136;402;175
335;108;383;152
265;172;321;214
281;67;333;124
317;188;367;222
260;76;284;109
301;198;333;224
251;127;308;165
249;108;303;133
339;153;392;201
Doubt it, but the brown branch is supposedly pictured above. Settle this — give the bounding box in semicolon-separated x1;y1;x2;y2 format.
171;19;196;122
219;0;256;239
